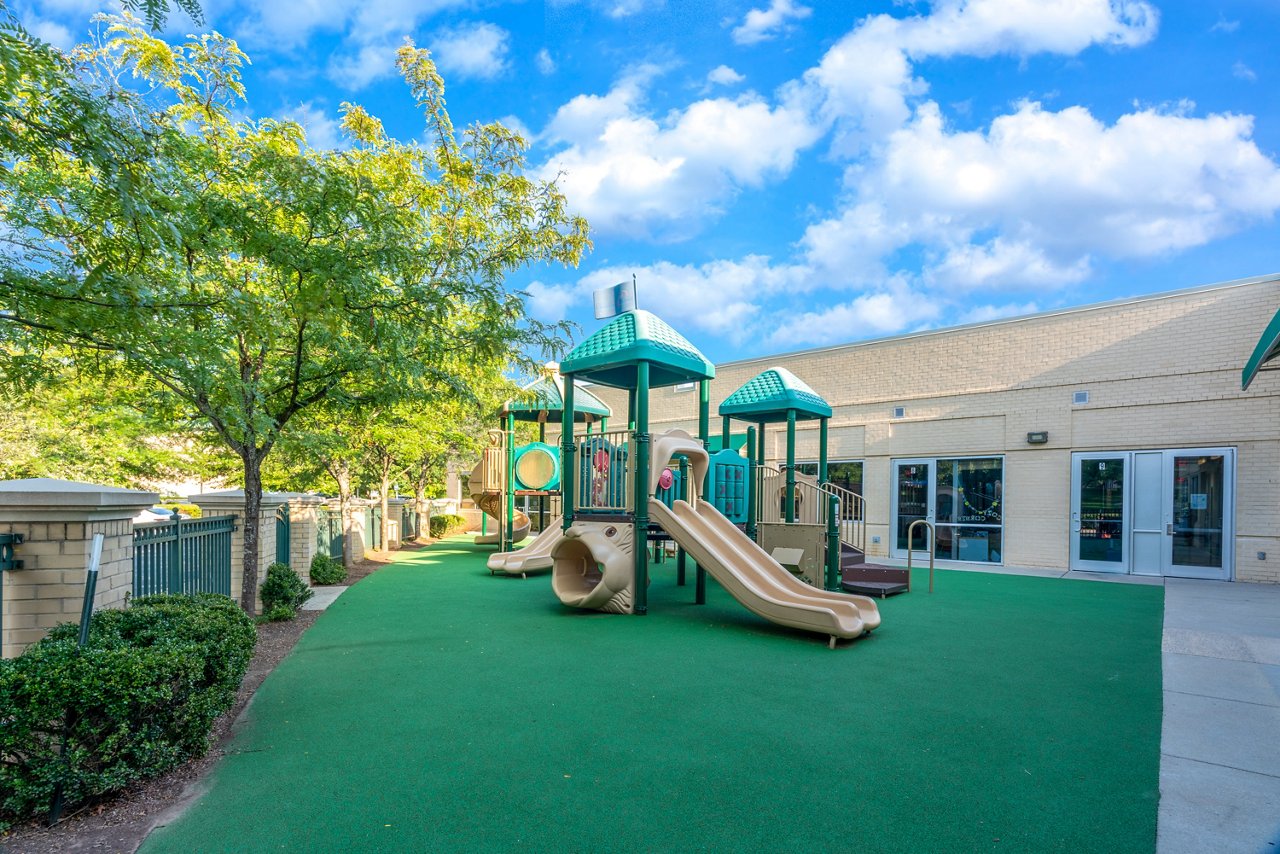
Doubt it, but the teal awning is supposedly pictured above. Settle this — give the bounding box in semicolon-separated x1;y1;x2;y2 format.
502;375;611;422
560;310;715;389
718;366;832;422
1242;306;1280;390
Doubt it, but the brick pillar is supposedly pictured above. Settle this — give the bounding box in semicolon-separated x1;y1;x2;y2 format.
0;478;157;658
345;500;368;565
387;498;407;549
286;495;325;584
188;490;288;614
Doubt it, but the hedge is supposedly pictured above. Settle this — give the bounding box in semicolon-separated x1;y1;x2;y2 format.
260;563;311;620
428;513;466;538
309;553;346;586
0;594;256;828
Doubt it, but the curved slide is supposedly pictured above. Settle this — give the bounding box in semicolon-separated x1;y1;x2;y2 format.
472;491;531;546
649;498;881;644
487;516;564;576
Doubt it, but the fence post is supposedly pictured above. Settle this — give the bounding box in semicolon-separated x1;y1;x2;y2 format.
0;478;155;658
168;516;183;594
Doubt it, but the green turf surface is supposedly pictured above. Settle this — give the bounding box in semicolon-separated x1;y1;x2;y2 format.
144;539;1164;853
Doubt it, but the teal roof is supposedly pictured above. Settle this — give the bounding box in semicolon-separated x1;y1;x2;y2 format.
502;375;611;422
560;310;715;388
718;367;832;422
1243;305;1280;390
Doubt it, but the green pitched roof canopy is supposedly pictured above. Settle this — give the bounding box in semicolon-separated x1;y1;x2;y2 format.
718;366;833;423
502;375;611;422
1242;306;1280;390
560;310;715;389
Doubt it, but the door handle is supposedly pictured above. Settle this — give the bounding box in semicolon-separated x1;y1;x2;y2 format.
1165;523;1173;536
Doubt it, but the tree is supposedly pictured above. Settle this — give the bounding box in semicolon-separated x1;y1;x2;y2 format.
0;17;589;611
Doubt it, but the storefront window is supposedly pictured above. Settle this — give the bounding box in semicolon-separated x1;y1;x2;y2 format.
894;456;1003;563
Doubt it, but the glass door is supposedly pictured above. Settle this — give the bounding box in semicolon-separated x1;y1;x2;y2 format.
892;460;933;558
1071;454;1129;573
1164;449;1233;580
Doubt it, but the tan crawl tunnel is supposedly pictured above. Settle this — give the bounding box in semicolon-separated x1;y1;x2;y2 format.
551;521;636;614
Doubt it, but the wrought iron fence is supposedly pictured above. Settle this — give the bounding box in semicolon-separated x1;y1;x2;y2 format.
133;516;235;597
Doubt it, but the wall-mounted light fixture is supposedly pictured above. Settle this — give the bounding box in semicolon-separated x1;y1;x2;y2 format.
1026;431;1049;444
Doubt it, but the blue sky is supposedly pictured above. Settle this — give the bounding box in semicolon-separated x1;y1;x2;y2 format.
20;0;1280;363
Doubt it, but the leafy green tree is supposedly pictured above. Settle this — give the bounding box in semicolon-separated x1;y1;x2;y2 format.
0;18;589;610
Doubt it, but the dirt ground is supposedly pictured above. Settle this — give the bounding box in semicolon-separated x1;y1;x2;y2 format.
1;544;423;854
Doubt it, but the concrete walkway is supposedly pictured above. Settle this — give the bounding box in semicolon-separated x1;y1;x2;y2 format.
1158;577;1280;853
300;585;348;610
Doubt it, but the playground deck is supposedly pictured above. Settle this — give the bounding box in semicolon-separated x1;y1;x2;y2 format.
143;537;1164;853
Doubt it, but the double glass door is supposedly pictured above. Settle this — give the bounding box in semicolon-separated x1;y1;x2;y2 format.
892;457;1004;564
1070;448;1234;579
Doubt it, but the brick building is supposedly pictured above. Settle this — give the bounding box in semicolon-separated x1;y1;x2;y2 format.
583;273;1280;583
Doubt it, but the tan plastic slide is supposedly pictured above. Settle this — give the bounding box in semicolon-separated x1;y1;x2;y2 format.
471;490;531;546
649;497;881;645
487;516;563;577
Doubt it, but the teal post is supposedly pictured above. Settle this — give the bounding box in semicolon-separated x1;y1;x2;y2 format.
785;408;796;523
677;457;688;586
505;411;516;552
818;417;829;485
561;376;576;532
695;379;710;603
746;425;757;542
757;422;766;470
825;492;841;591
698;381;710;448
602;416;608;432
538;421;548;532
634;361;650;615
628;390;636;431
721;415;730;448
539;422;546;443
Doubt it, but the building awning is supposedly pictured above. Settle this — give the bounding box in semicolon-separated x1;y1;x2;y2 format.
1242;306;1280;390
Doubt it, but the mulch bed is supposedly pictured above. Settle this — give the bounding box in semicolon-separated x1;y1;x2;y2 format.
1;542;427;854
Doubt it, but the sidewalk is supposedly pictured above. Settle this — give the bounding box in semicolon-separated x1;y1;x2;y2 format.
1157;577;1280;853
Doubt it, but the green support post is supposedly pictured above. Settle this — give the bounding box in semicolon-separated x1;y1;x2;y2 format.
602;416;608;432
634;361;650;615
721;415;730;448
628;390;636;431
818;417;829;485
505;411;516;552
698;380;710;448
785;408;797;524
561;376;576;532
825;492;841;591
538;421;548;532
677;457;688;586
746;425;757;542
696;378;710;602
757;422;766;470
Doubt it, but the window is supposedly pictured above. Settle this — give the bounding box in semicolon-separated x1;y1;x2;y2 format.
1073;390;1089;405
893;456;1004;563
793;460;864;520
893;406;905;418
673;382;695;393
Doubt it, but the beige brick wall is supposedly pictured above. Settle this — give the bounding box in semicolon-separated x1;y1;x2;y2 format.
573;276;1280;582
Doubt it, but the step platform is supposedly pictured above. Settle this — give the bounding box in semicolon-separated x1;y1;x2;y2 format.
840;564;910;598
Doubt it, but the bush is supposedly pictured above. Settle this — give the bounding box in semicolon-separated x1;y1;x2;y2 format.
160;502;201;518
0;594;255;828
260;562;311;616
428;513;466;539
263;605;296;622
309;553;346;586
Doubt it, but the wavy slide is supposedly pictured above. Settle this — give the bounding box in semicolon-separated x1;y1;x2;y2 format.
487;516;564;577
649;498;881;645
471;491;531;546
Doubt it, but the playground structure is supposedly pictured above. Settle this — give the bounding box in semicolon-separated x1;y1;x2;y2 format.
471;369;612;565
486;308;883;647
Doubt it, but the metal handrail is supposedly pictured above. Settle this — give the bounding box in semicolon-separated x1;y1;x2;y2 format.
755;468;827;526
905;519;936;593
819;481;866;554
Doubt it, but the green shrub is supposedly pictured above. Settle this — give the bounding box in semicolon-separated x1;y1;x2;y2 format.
159;503;201;518
428;513;466;538
0;594;255;828
260;562;311;616
309;553;346;586
263;605;295;622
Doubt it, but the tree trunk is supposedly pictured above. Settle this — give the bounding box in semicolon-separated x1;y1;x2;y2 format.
414;483;428;541
240;451;264;614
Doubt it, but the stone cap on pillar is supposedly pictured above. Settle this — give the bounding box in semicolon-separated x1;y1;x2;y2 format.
0;478;158;521
188;489;293;513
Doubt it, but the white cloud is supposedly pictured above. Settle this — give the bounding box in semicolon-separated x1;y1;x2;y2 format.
280;101;345;150
1233;61;1257;82
536;48;556;75
766;281;943;348
958;301;1041;325
327;42;399;90
805;0;1159;154
431;21;510;81
25;18;75;50
537;68;821;238
706;65;745;86
925;239;1091;290
731;0;812;46
1210;16;1240;34
524;281;577;322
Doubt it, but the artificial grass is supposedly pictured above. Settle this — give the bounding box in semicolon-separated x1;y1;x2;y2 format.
144;539;1164;853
